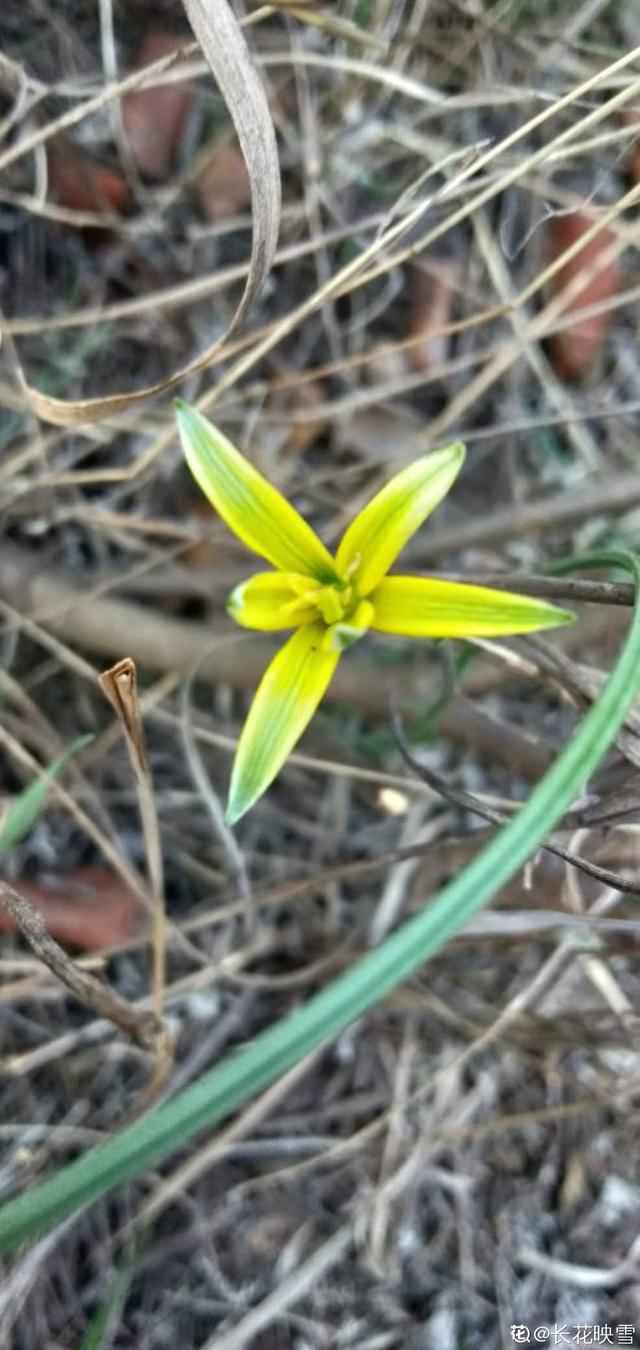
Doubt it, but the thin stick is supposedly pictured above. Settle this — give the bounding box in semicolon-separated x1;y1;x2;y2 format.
439;572;635;608
0;881;163;1051
391;707;640;898
98;659;166;1017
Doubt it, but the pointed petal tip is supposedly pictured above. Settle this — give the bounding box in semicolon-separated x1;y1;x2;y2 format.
547;605;575;627
226;770;269;825
224;797;245;828
530;599;575;629
428;439;465;470
410;439;466;475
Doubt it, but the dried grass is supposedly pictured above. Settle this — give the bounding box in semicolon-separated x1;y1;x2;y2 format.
2;1;640;1345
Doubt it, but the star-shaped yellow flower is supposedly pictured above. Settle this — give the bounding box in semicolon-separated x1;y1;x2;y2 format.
175;401;572;824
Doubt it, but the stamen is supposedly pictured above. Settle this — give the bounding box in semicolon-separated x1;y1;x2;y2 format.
343;553;362;581
320;590;345;623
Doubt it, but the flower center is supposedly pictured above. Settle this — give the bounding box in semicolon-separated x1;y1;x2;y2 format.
309;581;353;625
314;582;375;651
285;572;373;650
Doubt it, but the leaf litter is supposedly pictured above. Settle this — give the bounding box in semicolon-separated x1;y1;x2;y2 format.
2;1;640;1345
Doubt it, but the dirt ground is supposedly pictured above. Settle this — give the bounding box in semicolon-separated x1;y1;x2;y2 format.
2;2;640;1347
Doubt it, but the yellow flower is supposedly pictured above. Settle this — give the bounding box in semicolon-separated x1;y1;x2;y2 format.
175;401;573;824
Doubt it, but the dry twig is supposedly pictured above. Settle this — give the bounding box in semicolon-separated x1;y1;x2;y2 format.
0;881;163;1052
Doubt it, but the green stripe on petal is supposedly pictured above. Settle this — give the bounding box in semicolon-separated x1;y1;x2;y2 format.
175;402;338;580
369;575;574;638
226;624;340;824
335;442;465;596
227;572;317;631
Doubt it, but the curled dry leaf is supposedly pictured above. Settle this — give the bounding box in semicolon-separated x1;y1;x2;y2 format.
180;0;281;315
405;261;458;372
122;31;194;180
15;0;281;426
0;867;140;950
195;141;251;220
48;136;131;216
547;210;618;381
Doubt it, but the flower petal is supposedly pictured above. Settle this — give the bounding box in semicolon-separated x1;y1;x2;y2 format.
335;441;465;596
175;401;338;580
369;576;574;638
226;623;340;824
227;572;317;631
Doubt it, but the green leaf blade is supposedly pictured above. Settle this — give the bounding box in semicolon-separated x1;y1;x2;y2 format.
0;735;93;857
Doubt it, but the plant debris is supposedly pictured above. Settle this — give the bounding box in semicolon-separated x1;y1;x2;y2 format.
2;1;640;1345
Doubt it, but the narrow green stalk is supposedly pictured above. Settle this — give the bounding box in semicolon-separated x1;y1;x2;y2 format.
1;552;638;1255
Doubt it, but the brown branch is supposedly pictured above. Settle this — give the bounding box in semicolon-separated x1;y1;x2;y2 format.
441;572;635;608
0;880;165;1051
75;562;636;610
